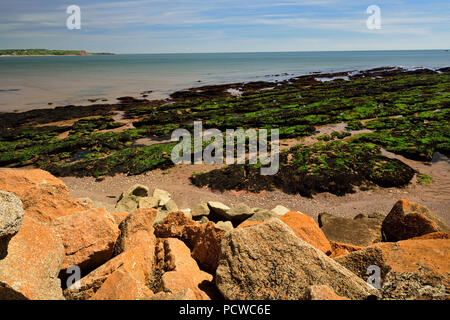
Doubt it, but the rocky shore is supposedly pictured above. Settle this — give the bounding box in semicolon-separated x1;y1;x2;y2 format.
0;168;448;300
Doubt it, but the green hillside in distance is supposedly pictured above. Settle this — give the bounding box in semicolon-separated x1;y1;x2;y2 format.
0;49;114;56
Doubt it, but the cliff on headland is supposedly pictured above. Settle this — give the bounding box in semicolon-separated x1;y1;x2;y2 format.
0;49;114;56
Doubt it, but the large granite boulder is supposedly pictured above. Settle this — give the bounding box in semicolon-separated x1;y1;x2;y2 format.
0;216;65;300
51;207;120;275
216;219;376;300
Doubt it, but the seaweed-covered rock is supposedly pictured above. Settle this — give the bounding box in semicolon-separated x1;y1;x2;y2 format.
216;219;376;300
382;199;449;241
319;212;384;246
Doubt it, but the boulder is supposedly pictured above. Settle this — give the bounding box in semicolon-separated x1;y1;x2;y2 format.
381;199;449;241
237;220;261;229
198;216;210;224
215;219;376;300
305;285;349;300
64;241;154;300
0;216;65;300
163;199;179;213
90;268;153;300
335;239;450;300
219;203;253;223
246;208;279;222
114;208;157;255
138;197;159;209
318;212;384;246
216;221;234;232
329;241;365;258
191;202;210;218
0;191;24;259
0;169;87;222
51;207;120;275
159;238;213;300
410;232;450;240
271;205;290;217
153;188;171;206
115;184;149;212
155;212;225;274
207;201;230;217
280;212;332;254
149;288;198;300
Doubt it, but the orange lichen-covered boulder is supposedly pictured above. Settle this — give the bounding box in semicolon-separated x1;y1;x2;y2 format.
64;242;155;300
0;216;65;300
0;169;87;222
114;208;157;255
382;199;449;241
155;211;225;274
51;207;120;274
335;238;450;300
305;285;350;300
280;212;332;254
160;238;213;300
90;268;153;300
329;241;365;258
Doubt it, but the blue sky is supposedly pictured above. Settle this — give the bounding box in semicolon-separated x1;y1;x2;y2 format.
0;0;449;53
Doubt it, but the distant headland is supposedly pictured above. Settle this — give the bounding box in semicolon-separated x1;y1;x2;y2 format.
0;49;114;56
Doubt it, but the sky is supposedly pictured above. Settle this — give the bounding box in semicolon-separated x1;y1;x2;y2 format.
0;0;449;53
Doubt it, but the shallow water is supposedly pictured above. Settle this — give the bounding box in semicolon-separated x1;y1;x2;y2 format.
0;50;449;112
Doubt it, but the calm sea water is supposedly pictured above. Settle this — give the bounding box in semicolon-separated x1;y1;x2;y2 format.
0;50;448;112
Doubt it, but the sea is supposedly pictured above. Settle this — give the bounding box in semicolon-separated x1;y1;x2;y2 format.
0;50;448;112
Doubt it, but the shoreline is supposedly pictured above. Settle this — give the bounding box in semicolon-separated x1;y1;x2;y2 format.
1;65;446;114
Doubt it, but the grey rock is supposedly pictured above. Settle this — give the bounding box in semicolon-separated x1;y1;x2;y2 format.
270;205;290;217
246;208;279;222
0;191;24;259
207;201;230;216
220;203;253;223
163;199;178;213
153;188;171;206
191;202;210;217
216;221;234;232
138;197;159;209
